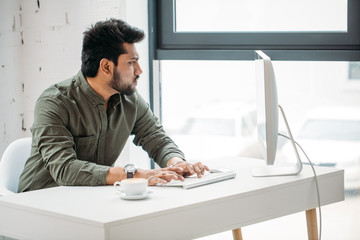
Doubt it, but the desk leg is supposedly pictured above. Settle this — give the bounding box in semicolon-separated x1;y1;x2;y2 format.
232;228;243;240
306;208;318;240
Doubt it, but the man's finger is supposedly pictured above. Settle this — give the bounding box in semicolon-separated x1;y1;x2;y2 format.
204;164;210;171
187;165;195;175
193;165;202;178
166;166;184;173
158;171;184;182
148;177;167;186
163;172;184;182
196;163;205;175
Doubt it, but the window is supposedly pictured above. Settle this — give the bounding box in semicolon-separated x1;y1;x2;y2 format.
160;60;360;158
175;0;347;32
150;0;360;60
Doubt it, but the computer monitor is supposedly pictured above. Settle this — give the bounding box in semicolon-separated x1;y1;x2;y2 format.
251;50;302;177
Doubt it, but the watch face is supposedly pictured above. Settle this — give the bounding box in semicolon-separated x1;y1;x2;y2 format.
125;164;136;173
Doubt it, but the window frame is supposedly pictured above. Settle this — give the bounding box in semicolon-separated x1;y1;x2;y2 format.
150;0;360;61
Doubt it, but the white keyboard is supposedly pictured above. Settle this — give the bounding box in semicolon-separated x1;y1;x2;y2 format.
161;168;236;189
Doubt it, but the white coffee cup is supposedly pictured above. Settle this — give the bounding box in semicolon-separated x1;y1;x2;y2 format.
114;178;148;196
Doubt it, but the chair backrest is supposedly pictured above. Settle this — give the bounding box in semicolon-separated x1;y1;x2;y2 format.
0;138;32;195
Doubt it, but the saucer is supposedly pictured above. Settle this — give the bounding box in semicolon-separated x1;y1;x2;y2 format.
119;190;153;200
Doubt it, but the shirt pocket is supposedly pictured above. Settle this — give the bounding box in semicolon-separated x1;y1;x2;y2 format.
73;135;97;161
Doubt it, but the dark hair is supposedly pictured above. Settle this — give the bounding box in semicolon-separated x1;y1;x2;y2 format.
81;18;145;78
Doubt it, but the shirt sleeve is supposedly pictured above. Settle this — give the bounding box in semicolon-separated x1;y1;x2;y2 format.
131;92;185;167
32;97;110;186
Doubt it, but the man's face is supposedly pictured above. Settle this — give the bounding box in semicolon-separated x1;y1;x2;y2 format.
111;43;142;95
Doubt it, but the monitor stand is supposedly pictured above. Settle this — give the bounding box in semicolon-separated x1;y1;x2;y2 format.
251;105;303;177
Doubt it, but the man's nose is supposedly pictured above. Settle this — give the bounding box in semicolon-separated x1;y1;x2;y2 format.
135;62;143;75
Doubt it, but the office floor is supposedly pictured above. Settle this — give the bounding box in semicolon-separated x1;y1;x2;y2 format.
197;193;360;240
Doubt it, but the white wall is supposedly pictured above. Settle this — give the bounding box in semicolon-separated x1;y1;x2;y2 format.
0;0;150;168
0;0;27;155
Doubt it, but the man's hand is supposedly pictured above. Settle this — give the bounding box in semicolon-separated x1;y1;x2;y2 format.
166;157;210;178
106;157;209;186
136;168;185;186
106;166;186;186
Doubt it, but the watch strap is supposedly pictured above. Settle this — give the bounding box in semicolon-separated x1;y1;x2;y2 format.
126;171;134;179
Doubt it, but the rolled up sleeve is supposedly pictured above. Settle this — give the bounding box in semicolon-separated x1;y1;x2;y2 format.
131;93;185;168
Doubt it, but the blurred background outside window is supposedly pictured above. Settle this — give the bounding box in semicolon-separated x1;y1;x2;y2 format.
161;60;360;239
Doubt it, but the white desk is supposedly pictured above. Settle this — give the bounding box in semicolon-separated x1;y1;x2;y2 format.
0;157;344;240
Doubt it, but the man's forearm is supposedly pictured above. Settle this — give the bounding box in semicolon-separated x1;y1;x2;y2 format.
106;167;155;184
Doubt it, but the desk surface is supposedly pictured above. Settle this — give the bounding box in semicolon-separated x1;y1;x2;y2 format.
0;157;344;240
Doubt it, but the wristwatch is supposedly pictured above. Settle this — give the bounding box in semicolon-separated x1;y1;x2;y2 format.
124;164;137;179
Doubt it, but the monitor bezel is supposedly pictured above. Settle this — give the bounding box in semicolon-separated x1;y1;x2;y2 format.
255;50;279;165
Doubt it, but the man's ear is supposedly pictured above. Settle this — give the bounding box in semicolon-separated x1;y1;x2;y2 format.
99;58;113;76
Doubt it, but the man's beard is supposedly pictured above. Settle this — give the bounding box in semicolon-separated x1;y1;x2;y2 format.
111;70;139;96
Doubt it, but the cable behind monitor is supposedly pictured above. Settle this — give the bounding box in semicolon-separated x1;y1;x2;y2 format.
278;133;322;240
252;104;322;240
251;105;303;177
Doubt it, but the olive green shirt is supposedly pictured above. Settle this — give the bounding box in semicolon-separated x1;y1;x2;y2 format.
18;71;184;192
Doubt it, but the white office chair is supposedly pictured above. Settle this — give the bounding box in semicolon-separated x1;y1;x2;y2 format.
0;138;32;196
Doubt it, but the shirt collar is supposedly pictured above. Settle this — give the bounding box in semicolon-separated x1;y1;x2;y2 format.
76;71;105;106
75;71;121;109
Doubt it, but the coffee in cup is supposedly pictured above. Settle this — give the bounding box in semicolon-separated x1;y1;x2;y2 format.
114;178;148;196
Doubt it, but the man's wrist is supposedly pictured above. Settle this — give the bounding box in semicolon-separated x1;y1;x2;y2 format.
106;167;126;185
124;164;137;178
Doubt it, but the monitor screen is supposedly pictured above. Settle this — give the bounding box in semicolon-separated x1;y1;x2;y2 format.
255;50;279;165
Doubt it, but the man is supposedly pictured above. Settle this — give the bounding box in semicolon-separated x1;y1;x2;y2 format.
18;19;208;192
